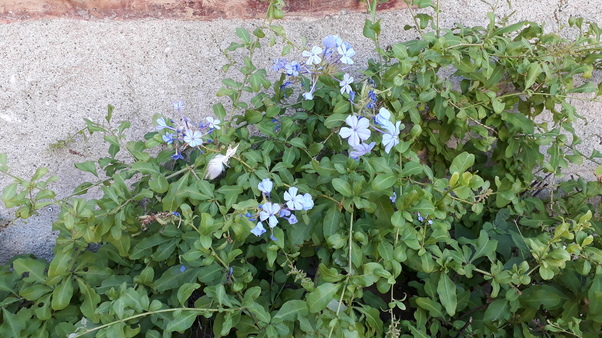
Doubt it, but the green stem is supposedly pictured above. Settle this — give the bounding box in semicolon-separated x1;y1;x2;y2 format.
348;208;355;275
74;307;236;337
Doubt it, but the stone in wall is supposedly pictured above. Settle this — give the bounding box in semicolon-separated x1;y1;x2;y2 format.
0;0;409;22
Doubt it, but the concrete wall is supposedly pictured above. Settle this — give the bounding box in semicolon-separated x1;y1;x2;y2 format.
1;0;601;263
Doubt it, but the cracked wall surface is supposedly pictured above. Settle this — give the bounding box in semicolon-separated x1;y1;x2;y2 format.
1;0;601;263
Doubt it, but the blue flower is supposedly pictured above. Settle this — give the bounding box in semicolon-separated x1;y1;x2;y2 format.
184;129;203;147
171;152;184;160
251;222;267;236
279;209;291;217
337;42;356;64
390;192;397;203
382;121;401;154
349;90;356;101
258;178;273;196
156;117;172;131
172;211;181;217
173;100;185;111
367;90;377;108
270;234;278;241
245;212;256;222
303;46;323;65
322;35;342;49
349;142;376;160
339;73;354;95
284;187;305;211
271;58;288;72
206;117;221;130
162;133;175;145
301;193;314;210
285;61;301;77
259;202;281;228
417;212;424;223
374;107;392;126
179;265;186;272
287;214;298;225
280;81;292;90
339;115;371;147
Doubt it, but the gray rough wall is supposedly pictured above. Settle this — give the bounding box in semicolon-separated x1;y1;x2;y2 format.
1;0;601;263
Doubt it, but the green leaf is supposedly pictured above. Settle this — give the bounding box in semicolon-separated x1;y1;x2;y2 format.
412;199;435;215
333;100;350;115
332;178;353;197
568;82;598;93
19;284;52;301
415;297;444;317
307;283;339;313
274;300;308;321
213;103;227;121
323;204;341;237
437;273;457;316
324;113;348;128
51;277;74;310
75;278;100;322
166;311;198;333
155;266;187;292
247;302;271;323
31;167;49;181
449;152;475;174
236;27;251;44
471;230;498;262
483;299;510;322
524;62;542;89
177;283;201;307
0;308;26;337
371;174;397;190
288;137;305;148
105;104;114;123
13;258;47;283
47;251;73;281
503;112;535;134
149;174;168;193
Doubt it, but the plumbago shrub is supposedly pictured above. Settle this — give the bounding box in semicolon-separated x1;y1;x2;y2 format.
3;1;602;337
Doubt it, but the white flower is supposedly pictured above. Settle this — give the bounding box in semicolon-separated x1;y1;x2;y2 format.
284;187;305;210
303;91;314;100
251;222;266;236
339;73;354;95
259;202;281;228
206;116;221;130
382;121;401;154
205;144;239;179
301;193;314;210
339;115;371;147
374;107;391;126
337;42;356;64
302;46;323;65
349;142;376;160
258;178;273;195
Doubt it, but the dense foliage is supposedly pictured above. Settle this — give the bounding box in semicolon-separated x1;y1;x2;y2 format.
2;0;602;336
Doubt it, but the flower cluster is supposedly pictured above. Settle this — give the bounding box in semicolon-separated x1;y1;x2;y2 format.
250;178;314;240
338;107;402;160
155;100;222;160
272;35;356;100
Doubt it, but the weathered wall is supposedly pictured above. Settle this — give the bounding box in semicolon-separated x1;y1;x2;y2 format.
0;0;407;21
1;0;601;263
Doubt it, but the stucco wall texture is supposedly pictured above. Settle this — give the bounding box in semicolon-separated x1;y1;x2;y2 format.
1;0;601;263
